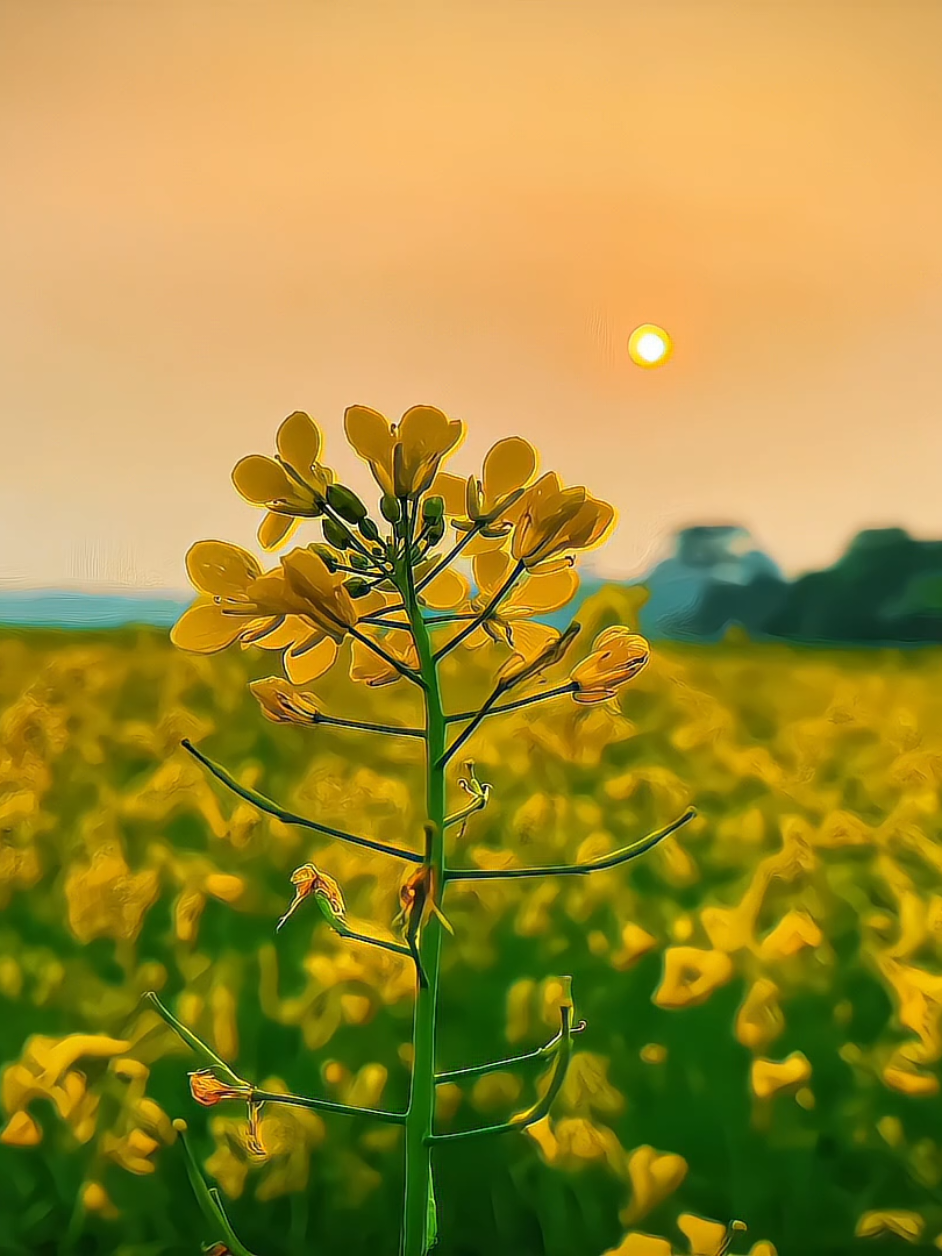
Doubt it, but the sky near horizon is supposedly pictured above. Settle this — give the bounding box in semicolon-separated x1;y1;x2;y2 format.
1;1;941;592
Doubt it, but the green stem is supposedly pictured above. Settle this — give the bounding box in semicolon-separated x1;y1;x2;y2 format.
445;684;576;724
174;1119;259;1256
437;685;505;769
337;924;413;959
443;808;696;882
181;739;423;864
401;497;447;1256
317;713;425;739
143;992;244;1087
252;1088;405;1125
436;1019;586;1083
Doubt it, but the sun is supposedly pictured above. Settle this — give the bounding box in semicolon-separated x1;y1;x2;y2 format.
628;323;673;369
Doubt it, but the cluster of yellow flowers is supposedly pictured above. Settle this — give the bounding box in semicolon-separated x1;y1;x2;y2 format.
172;405;650;703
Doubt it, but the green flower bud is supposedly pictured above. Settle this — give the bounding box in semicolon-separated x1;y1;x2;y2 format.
348;552;370;570
326;483;368;523
380;494;402;524
307;544;339;571
359;517;381;543
344;576;374;599
425;517;446;546
322;517;351;549
422;495;445;521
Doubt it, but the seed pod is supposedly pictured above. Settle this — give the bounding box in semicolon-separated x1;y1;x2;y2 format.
326;483;368;523
359;517;381;543
380;494;401;524
322;517;350;550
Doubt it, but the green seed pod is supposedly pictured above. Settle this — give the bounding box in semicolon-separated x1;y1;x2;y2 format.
422;495;445;521
380;494;402;524
307;544;339;571
359;517;381;543
326;483;368;523
322;517;351;549
343;576;374;599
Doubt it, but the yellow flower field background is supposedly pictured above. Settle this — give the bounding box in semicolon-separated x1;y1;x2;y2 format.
2;585;942;1255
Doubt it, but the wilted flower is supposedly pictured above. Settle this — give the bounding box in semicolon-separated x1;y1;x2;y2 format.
232;412;334;550
188;1069;253;1108
511;473;614;571
433;437;538;555
570;628;650;703
277;864;347;933
249;677;320;725
344;404;464;499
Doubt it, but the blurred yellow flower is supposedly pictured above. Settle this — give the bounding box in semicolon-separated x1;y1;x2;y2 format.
344;404;463;498
571;628;650;704
511;472;615;571
231;411;334;550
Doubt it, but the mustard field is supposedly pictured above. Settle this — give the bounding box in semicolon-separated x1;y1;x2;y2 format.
2;584;942;1256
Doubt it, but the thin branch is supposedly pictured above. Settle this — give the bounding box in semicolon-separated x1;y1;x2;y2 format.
317;713;425;739
336;923;413;960
433;559;526;662
142;992;243;1086
445;683;577;725
428;1005;575;1143
180;739;423;864
252;1088;405;1126
443;808;696;882
415;523;483;593
174;1119;259;1256
437;684;505;768
436;1020;587;1084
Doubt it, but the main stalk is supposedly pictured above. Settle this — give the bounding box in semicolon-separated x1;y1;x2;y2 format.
400;508;447;1256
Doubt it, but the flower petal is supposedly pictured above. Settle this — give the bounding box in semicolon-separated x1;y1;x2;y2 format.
472;550;513;598
397;406;463;461
251;614;313;651
482;437;537;505
419;566;470;610
508;567;579;616
276;411;322;474
232;456;294;505
284;635;338;684
170;601;248;653
257;510;298;551
185;541;261;596
430;472;468;517
343;405;395;466
504;619;559;664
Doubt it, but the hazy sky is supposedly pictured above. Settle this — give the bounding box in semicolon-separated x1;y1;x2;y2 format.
2;1;941;591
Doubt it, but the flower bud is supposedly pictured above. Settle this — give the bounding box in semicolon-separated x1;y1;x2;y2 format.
344;577;374;598
307;543;339;571
322;517;351;549
422;495;445;521
349;552;371;570
359;517;381;543
425;517;446;546
326;482;368;523
380;494;401;523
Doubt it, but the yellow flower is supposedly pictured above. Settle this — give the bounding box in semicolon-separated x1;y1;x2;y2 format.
248;677;320;725
432;436;538;555
461;550;578;666
231;412;335;550
344;404;463;498
171;541;286;654
511;473;615;571
187;1069;253;1108
570;628;650;704
278;547;358;641
350;628;420;687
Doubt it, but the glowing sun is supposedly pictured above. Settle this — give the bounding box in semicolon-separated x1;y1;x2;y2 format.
628;323;673;369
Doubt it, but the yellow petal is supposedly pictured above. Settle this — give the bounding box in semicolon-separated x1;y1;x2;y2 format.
430;472;468;516
856;1211;924;1241
397;405;463;461
751;1053;811;1100
676;1215;729;1256
284;636;338;685
622;1145;688;1225
251;614;311;651
344;405;395;466
508;567;579;616
653;948;734;1010
276;411;322;473
482;437;537;504
1;1110;42;1146
350;639;400;687
419;567;470;610
504;620;559;662
170;601;248;653
185;541;262;597
257;510;298;551
473;549;513;597
232;455;294;505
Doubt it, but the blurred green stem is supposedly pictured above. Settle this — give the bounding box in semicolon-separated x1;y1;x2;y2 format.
400;496;447;1256
436;1018;586;1083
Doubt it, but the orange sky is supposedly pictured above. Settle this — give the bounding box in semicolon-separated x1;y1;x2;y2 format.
1;1;941;590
